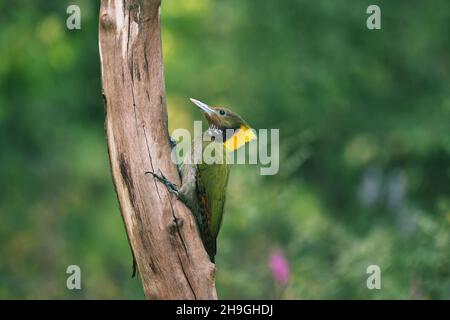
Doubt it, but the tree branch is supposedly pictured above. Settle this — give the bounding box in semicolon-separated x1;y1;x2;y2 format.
98;0;217;299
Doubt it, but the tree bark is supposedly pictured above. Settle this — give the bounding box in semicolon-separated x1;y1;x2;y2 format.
98;0;217;299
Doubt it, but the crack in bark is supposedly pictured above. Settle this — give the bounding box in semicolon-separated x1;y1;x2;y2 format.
168;197;189;255
143;125;162;201
126;4;131;58
143;41;149;77
163;174;196;296
177;251;197;299
131;87;138;127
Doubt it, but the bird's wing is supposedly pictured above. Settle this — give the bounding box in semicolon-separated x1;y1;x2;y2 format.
196;160;229;258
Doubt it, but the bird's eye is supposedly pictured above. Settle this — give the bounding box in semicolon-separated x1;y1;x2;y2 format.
219;109;225;115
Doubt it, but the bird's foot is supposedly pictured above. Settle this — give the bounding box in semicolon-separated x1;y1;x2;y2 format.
146;170;180;198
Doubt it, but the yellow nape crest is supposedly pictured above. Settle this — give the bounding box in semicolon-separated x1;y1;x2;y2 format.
224;125;257;152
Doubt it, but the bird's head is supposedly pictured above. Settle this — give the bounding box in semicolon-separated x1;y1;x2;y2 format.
190;98;257;151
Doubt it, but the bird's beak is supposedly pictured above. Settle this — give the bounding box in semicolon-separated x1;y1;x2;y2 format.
190;98;216;116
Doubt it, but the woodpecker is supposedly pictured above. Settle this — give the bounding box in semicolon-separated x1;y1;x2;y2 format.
147;98;256;263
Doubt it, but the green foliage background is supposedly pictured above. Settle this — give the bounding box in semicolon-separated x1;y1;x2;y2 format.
0;0;449;299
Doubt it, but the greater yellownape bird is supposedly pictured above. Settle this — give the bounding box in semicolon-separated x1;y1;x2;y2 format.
147;98;257;263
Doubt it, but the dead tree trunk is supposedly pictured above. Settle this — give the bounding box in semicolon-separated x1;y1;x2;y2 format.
98;0;217;299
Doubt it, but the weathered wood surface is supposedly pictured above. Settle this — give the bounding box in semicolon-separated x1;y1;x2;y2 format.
98;0;216;299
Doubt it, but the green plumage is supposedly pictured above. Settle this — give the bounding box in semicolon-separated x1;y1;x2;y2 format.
197;159;229;240
195;135;230;260
176;131;229;262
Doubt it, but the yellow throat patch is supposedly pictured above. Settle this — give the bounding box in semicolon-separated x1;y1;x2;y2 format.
223;125;257;152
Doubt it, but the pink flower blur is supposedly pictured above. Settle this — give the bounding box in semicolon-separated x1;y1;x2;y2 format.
269;250;290;285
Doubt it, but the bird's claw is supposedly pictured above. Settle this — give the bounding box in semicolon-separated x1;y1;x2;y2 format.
146;170;180;197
